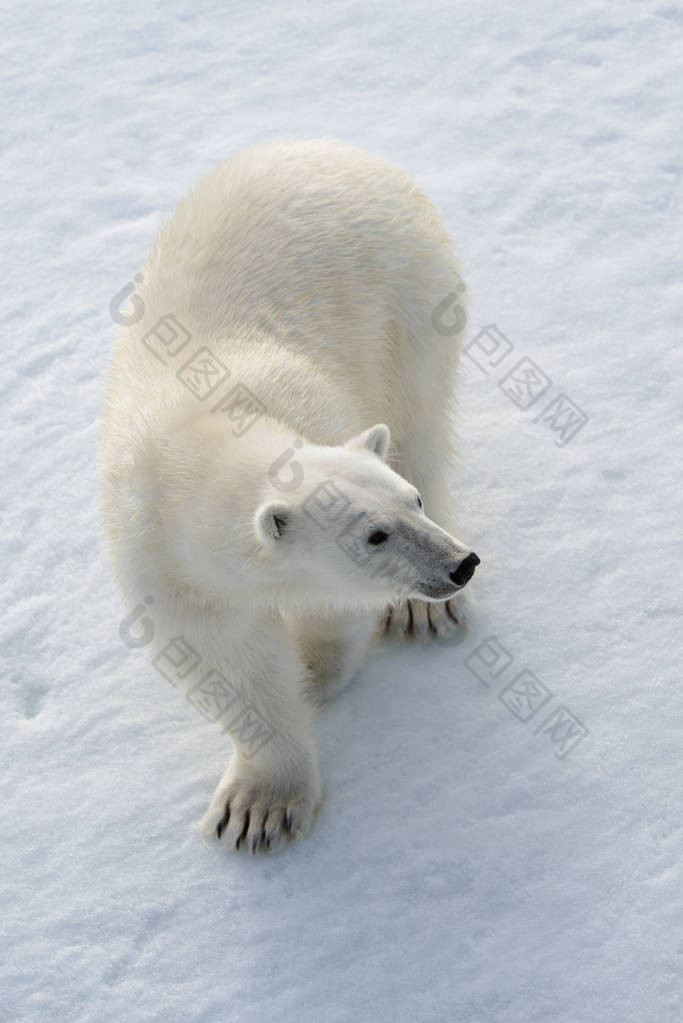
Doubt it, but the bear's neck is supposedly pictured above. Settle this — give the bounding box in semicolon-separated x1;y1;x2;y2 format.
139;408;315;610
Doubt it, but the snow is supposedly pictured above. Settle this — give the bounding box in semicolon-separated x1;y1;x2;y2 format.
2;1;682;1020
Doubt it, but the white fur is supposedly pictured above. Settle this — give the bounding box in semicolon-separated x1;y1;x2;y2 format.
101;140;476;852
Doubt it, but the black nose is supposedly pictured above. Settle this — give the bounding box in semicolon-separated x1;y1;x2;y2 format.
449;552;480;587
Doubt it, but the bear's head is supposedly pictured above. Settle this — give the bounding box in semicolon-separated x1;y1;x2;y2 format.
255;424;479;606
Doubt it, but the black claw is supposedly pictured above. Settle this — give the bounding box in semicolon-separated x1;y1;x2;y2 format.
216;802;231;840
406;600;414;636
445;601;459;626
280;807;291;835
236;811;250;850
384;606;393;633
426;603;437;636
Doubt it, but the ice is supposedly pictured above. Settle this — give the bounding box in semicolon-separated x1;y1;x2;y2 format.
1;1;682;1020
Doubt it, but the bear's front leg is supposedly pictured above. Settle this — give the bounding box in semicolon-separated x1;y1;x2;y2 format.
199;614;322;853
290;609;381;708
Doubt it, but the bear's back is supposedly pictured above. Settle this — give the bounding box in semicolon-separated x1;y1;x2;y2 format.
102;141;461;473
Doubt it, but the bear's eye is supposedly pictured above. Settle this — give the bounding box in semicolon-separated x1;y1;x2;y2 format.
416;494;423;509
368;530;389;545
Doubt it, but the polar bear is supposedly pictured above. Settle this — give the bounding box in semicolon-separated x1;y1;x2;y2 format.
101;140;479;852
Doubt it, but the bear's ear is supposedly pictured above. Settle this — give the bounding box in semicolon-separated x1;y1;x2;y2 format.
346;423;391;462
255;501;291;543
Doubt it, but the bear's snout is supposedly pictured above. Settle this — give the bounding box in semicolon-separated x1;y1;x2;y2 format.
449;551;480;588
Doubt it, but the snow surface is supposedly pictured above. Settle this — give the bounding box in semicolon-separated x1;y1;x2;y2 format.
2;1;682;1020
